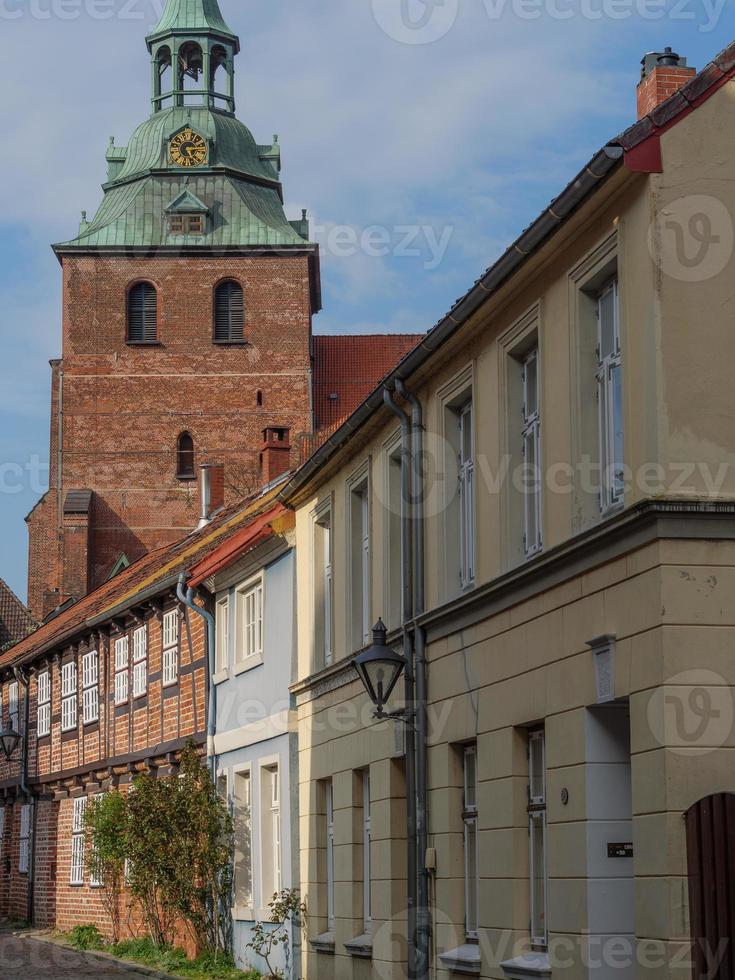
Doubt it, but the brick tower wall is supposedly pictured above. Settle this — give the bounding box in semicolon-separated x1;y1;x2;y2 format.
28;252;314;613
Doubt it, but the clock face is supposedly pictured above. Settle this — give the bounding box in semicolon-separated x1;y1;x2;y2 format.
170;129;207;168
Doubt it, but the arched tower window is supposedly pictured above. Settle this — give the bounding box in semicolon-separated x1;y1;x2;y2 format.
178;42;204;106
154;45;173;111
128;282;158;344
214;281;245;343
177;432;195;480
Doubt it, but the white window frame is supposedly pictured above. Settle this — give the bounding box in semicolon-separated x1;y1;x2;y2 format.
363;770;372;935
458;400;475;590
234;768;253;912
115;635;130;705
162;611;178;688
61;661;78;733
70;796;87;886
82;650;99;725
463;745;479;940
348;478;371;651
89;792;105;887
18;803;31;875
236;576;264;670
37;670;51;738
132;625;148;698
597;278;624;515
271;767;281;895
8;680;19;733
326;781;335;932
528;729;548;949
314;506;333;669
216;595;230;675
522;347;543;557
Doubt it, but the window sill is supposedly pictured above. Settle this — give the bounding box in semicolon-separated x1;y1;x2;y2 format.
126;341;162;348
234;654;263;676
213;669;230;686
176;474;197;482
344;934;372;959
232;905;255;922
439;944;482;975
163;679;179;690
310;932;335;954
212;340;248;347
500;953;551;979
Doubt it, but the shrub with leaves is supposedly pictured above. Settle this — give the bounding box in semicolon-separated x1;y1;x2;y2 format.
84;791;128;942
123;743;233;954
246;889;307;979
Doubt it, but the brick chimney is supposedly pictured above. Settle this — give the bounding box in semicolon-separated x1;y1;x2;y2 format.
637;48;696;119
260;427;291;485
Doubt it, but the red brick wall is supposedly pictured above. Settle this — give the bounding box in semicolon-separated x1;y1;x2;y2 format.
29;253;315;608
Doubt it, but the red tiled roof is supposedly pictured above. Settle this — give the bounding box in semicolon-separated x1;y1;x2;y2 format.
0;485;284;669
313;334;423;437
0;580;35;650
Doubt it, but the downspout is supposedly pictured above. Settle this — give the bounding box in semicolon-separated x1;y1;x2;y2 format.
383;387;418;980
396;380;430;980
177;574;217;779
14;667;35;924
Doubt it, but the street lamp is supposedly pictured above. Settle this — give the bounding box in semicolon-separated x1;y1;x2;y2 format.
0;725;21;761
353;620;407;719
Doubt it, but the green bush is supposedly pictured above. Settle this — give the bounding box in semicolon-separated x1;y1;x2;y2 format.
67;924;105;950
106;936;259;979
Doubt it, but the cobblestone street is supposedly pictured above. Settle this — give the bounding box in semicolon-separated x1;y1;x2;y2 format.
0;932;145;977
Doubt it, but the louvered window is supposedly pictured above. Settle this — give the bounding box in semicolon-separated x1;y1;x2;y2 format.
162;610;179;687
82;650;99;725
61;661;78;733
214;280;245;343
70;797;87;885
127;282;158;344
133;626;148;698
115;636;129;705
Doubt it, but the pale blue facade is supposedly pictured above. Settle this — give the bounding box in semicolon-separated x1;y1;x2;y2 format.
210;540;301;978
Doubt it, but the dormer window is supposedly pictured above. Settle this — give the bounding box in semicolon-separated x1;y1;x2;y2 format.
165;189;209;238
168;214;205;236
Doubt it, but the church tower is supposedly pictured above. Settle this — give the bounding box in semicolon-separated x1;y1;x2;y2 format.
27;0;320;620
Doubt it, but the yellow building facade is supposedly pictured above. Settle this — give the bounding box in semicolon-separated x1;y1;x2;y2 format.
284;59;735;980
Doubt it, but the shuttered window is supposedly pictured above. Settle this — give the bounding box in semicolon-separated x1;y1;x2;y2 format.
214;280;245;342
61;661;78;732
71;797;87;885
133;626;148;698
127;282;158;344
115;636;129;705
38;670;51;738
82;651;99;725
162;610;179;687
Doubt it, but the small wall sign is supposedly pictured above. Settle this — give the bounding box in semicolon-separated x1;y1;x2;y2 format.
607;842;634;859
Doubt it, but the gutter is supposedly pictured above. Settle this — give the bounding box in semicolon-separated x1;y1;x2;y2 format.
14;666;36;924
176;574;217;778
281;145;623;503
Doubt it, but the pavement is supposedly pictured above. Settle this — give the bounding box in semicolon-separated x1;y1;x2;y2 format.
0;930;165;978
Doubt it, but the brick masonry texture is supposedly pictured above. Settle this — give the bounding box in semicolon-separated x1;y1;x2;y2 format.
27;253;315;619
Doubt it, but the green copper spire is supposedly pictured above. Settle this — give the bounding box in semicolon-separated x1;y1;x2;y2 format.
146;0;239;114
147;0;239;46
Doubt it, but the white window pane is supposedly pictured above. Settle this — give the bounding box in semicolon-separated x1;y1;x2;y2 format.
115;636;129;670
598;281;617;359
133;627;147;663
115;670;129;705
133;660;147;697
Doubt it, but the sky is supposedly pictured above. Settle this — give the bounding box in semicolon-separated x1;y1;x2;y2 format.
1;0;735;602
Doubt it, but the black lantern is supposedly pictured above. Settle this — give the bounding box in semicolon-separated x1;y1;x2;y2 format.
0;725;21;761
354;620;406;718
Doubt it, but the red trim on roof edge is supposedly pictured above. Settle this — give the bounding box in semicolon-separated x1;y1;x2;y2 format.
187;505;288;587
624;137;662;174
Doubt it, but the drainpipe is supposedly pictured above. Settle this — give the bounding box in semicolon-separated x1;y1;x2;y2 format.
396;380;430;980
14;667;35;924
383;387;418;980
176;574;217;779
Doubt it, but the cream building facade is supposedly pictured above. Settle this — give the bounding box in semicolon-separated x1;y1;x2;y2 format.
283;48;735;980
